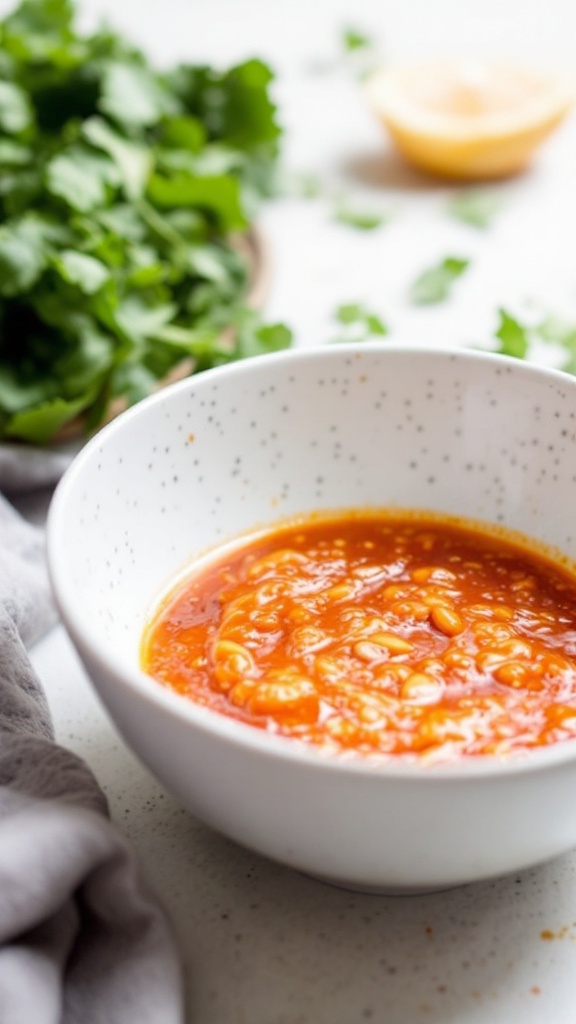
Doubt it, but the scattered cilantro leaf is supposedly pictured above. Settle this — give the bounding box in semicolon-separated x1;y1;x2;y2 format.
559;345;576;376
333;302;388;342
447;189;501;229
233;312;293;360
536;315;576;375
410;256;470;305
333;200;388;231
537;315;576;349
0;0;291;444
494;308;530;359
341;27;374;53
280;169;322;199
490;308;576;374
331;24;382;79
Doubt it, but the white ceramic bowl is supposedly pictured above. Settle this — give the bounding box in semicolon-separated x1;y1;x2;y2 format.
47;344;576;893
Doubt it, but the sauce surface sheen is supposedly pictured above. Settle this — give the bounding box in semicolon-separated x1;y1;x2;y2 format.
141;512;576;762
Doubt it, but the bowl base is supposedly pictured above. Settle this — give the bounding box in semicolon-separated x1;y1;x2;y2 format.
303;871;457;896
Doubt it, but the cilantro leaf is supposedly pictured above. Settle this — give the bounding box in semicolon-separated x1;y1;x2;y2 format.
230;312;293;361
168;59;281;154
410;256;470;305
333;302;388;342
52;250;110;294
447;189;501;229
280;169;322;199
0;217;50;295
337;24;381;79
536;315;576;375
481;309;576;373
147;172;246;231
4;392;97;444
333;200;388;231
494;308;530;359
341;27;374;53
0;80;33;133
99;60;179;128
83;117;152;200
537;315;576;349
45;147;119;212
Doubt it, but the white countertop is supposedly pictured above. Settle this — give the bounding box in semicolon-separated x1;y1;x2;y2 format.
26;0;576;1020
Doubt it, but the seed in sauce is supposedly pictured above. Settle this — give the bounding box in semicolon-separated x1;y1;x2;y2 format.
141;511;576;763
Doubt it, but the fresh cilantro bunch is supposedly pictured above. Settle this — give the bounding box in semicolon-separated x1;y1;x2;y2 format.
0;0;290;443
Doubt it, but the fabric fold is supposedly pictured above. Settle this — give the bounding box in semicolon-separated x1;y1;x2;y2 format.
0;490;184;1023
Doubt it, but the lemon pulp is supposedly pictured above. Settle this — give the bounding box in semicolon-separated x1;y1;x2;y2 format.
366;60;575;179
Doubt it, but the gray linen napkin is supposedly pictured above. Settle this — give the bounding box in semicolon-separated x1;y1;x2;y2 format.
0;443;76;495
0;483;185;1023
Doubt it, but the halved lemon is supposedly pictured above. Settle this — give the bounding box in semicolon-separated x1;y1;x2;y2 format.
366;60;575;179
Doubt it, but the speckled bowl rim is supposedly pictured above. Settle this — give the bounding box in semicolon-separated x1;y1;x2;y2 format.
48;342;576;781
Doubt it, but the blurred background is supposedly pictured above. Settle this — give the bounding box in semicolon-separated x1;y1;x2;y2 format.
71;0;576;353
76;0;576;69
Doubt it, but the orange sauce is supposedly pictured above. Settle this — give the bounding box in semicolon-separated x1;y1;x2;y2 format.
141;512;576;761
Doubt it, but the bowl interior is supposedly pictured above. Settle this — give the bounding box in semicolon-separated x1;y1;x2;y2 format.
48;345;576;677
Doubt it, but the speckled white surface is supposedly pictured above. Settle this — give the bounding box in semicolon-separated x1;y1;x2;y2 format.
29;626;576;1024
25;0;576;1019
